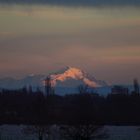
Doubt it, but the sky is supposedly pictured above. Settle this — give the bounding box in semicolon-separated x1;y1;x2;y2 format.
0;1;140;85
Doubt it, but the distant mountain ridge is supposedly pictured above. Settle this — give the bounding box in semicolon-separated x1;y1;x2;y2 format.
0;75;44;89
0;67;107;89
0;68;135;95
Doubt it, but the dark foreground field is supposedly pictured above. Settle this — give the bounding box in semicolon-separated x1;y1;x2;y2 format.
1;88;140;139
0;125;140;140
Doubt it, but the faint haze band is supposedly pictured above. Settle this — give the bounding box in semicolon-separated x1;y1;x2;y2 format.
0;0;140;6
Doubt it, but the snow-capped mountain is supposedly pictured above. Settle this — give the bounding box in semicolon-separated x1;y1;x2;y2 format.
49;66;107;88
0;67;108;94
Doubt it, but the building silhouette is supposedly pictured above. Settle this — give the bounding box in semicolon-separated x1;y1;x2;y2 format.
111;85;129;94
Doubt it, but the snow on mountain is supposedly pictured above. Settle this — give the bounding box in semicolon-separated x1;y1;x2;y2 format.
0;67;108;94
49;66;107;88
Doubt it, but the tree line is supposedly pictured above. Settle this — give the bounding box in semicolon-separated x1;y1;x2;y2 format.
0;86;140;125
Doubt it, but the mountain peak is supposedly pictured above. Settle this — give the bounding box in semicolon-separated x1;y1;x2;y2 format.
49;67;106;88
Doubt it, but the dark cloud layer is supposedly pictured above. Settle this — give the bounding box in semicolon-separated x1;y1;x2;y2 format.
0;0;140;6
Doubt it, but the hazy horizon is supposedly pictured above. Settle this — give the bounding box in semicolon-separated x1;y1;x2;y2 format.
0;0;140;6
0;3;140;85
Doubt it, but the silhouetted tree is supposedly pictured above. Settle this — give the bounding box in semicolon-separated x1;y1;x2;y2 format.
23;125;51;140
78;85;89;94
28;85;33;93
60;124;108;140
44;76;54;96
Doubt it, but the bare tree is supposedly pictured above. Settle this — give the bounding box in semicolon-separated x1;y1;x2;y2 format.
78;85;89;94
60;124;108;140
23;125;51;140
44;76;55;96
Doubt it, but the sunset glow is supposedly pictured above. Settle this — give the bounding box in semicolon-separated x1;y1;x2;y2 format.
0;4;140;84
